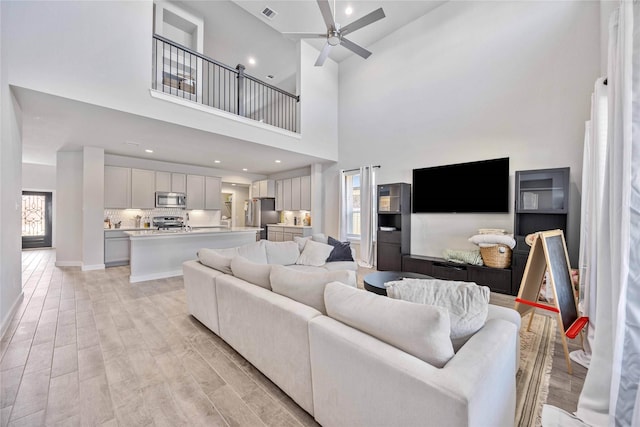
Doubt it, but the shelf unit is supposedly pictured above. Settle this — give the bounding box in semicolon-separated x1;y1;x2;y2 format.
376;183;411;271
512;167;570;294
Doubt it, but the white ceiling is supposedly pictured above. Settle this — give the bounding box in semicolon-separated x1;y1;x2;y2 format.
18;1;447;174
232;0;447;63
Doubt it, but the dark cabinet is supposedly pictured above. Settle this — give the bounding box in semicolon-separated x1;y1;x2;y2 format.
512;167;570;293
377;183;411;271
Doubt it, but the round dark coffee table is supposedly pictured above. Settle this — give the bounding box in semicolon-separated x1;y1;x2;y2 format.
363;271;433;296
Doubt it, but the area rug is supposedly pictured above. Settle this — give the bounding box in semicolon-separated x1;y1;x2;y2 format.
516;314;556;427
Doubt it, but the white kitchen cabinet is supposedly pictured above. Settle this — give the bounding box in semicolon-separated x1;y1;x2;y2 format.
275;180;283;211
156;171;171;192
187;174;205;210
131;169;156;209
172;173;187;193
283;179;292;211
291;177;301;211
205;176;222;210
104;166;131;209
267;225;311;242
251;179;275;198
104;230;130;266
301;175;311;211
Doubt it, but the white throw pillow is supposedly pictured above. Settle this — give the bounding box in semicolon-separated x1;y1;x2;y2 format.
296;239;333;267
198;247;238;274
230;255;272;290
270;265;356;314
385;278;490;343
265;240;300;265
312;233;328;244
294;235;312;252
324;282;454;368
237;241;268;264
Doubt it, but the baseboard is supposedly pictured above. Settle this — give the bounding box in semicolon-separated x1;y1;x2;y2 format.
129;269;182;283
1;291;24;340
55;260;82;267
81;263;105;271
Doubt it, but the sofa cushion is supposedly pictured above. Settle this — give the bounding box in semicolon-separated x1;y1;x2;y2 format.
197;247;238;274
270;265;356;314
230;255;272;290
296;239;334;267
294;236;312;252
265;240;300;265
323;260;358;272
326;236;354;262
385;278;490;343
324;282;454;368
237;240;268;264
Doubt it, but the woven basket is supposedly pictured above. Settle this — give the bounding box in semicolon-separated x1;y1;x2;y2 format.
480;244;512;268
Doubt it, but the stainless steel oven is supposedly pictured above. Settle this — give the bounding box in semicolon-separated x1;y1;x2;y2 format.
155;192;186;208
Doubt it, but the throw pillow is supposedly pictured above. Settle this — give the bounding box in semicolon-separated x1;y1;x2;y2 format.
324;282;454;368
230;255;272;290
294;235;312;252
198;247;238;274
312;233;328;244
270;265;356;314
326;236;354;262
385;278;490;344
265;240;300;265
296;239;334;267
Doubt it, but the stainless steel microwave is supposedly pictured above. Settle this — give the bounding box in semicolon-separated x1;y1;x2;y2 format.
155;192;187;208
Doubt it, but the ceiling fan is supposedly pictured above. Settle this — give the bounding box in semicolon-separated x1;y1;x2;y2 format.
284;0;386;66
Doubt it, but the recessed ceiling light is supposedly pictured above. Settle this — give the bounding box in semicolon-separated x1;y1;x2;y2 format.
248;57;256;65
275;160;281;163
214;160;221;164
231;183;236;186
242;168;248;171
124;141;140;147
145;149;154;153
345;6;353;15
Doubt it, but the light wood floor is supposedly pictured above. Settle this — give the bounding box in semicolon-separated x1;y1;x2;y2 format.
1;250;585;426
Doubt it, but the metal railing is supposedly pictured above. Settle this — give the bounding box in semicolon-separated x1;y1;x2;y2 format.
152;34;300;133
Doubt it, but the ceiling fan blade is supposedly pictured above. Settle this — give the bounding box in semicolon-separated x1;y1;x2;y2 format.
282;32;326;40
315;43;333;66
316;0;336;30
340;37;372;59
341;8;386;36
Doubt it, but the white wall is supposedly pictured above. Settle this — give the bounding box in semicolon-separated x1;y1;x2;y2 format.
82;147;104;270
22;162;57;247
55;151;83;266
2;1;338;163
329;1;600;265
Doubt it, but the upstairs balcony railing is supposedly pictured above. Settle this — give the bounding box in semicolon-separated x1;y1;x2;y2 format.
152;34;300;133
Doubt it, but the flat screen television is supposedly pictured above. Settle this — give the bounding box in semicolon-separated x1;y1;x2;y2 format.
412;157;509;213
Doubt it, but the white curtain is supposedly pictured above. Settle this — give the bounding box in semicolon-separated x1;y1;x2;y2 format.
338;169;348;241
570;79;608;369
544;2;639;425
358;165;377;267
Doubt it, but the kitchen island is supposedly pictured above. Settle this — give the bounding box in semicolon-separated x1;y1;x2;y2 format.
125;227;261;283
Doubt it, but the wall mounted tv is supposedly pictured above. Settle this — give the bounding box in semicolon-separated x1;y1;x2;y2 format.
412;157;509;213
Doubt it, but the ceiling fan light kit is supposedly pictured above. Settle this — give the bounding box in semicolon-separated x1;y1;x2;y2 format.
284;0;386;66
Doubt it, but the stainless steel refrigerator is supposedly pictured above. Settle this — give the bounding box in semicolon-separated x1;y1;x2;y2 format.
245;198;278;240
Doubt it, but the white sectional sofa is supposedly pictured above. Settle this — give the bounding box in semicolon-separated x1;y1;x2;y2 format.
183;239;520;427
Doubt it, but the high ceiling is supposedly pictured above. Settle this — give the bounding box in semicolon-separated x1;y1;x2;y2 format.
19;1;447;175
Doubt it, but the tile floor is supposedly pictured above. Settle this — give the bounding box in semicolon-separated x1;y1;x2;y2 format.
1;249;585;426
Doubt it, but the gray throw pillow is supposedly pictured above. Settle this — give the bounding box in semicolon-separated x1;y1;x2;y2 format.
326;236;354;262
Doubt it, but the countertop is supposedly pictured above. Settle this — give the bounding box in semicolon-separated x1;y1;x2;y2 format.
266;223;312;228
124;227;262;239
105;225;228;232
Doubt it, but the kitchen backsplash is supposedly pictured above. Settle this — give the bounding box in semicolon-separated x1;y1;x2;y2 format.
104;209;221;228
281;210;311;226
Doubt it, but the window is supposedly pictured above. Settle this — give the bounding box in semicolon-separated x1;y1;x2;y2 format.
345;172;361;238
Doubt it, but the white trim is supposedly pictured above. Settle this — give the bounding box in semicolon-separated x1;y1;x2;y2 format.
55;261;82;267
1;291;24;339
149;89;301;139
81;263;105;271
129;269;183;283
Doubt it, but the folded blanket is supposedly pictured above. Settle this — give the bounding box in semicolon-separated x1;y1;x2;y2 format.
442;249;484;266
469;233;516;249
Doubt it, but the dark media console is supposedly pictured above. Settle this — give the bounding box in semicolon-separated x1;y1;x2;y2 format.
402;254;513;295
